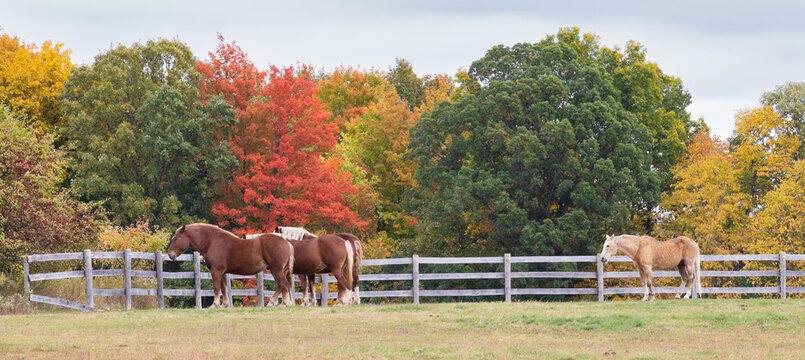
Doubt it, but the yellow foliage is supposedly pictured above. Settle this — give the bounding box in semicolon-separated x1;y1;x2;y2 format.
732;106;798;209
746;160;805;256
96;220;171;252
660;130;748;254
362;231;395;259
0;34;73;133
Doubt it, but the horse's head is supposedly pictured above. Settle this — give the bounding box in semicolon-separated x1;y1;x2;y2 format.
600;234;619;264
167;225;190;261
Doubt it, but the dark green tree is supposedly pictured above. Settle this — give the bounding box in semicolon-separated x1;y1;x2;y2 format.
406;28;693;257
61;39;237;229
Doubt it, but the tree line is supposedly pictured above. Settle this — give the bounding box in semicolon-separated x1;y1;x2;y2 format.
2;28;804;277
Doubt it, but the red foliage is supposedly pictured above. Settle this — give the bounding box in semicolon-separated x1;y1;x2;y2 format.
199;37;366;234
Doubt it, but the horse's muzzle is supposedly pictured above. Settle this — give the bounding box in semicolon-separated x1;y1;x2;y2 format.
168;253;177;261
601;257;608;264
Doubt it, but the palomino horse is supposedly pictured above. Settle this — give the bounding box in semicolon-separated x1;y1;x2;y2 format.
247;229;355;306
167;223;295;307
600;234;701;301
273;226;364;305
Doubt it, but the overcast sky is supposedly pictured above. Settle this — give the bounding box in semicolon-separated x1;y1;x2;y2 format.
2;1;803;139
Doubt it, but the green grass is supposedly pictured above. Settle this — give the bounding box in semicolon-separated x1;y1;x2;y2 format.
1;299;803;359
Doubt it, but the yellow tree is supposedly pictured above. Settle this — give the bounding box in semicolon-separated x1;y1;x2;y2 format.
732;106;798;211
660;129;748;254
0;34;74;133
747;160;805;255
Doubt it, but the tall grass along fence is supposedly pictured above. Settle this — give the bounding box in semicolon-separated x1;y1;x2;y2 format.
22;250;805;312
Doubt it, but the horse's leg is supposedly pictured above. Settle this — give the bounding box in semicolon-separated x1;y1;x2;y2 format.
634;262;648;301
265;270;282;307
284;271;295;307
637;266;650;301
210;269;223;308
352;272;360;305
645;266;656;301
305;274;316;306
220;273;231;308
330;267;350;306
276;272;292;307
299;275;308;306
676;264;688;299
684;260;696;299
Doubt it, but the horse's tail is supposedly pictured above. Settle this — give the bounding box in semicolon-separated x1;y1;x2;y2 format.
694;242;702;299
343;240;354;290
354;240;364;272
286;241;295;281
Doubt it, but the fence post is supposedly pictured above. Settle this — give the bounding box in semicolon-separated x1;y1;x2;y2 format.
504;253;511;303
83;249;94;310
412;254;420;305
124;249;132;311
320;274;329;306
226;274;233;307
155;250;164;309
23;255;30;314
597;253;604;302
257;271;265;307
780;251;787;300
194;252;201;309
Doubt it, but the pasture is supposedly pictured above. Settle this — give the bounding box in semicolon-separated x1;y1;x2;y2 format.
1;299;803;359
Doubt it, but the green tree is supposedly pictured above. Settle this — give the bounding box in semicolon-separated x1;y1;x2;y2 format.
406;28;693;256
761;82;805;159
61;39;237;229
388;58;425;111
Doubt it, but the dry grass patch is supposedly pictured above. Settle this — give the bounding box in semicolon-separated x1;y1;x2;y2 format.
0;299;803;359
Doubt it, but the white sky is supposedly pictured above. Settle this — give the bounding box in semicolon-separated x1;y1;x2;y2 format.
2;0;804;140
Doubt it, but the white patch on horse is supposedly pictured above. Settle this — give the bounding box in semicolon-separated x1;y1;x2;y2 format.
277;226;317;240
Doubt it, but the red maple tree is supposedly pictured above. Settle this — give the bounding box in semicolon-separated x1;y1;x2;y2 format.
198;36;366;234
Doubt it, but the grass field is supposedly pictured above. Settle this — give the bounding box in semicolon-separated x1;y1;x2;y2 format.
1;299;803;359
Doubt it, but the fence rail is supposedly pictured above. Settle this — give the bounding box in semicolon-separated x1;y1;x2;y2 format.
22;250;804;312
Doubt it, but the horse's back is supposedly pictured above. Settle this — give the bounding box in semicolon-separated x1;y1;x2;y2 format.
642;236;698;269
668;236;699;256
255;233;293;256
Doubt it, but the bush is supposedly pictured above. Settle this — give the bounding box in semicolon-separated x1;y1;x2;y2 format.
96;220;171;253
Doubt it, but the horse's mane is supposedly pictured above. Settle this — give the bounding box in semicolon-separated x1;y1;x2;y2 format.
193;223;240;239
242;226;317;241
244;232;296;241
277;226;317;240
617;234;661;244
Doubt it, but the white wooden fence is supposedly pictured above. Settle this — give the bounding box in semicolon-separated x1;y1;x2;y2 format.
22;250;805;312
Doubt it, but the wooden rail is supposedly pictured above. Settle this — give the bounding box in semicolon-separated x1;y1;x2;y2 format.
22;250;804;312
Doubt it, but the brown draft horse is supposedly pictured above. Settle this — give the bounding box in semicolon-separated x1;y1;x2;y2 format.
274;226;364;305
246;227;356;306
167;223;295;307
600;234;701;301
